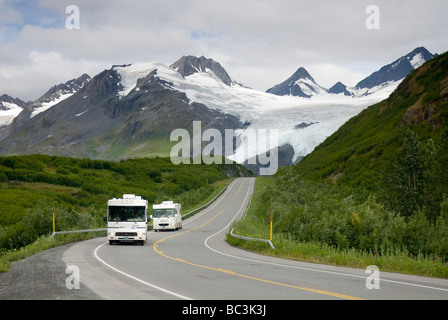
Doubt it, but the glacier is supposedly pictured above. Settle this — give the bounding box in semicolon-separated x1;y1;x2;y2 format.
114;62;397;163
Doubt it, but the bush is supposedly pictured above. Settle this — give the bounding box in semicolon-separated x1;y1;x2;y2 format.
0;154;241;254
234;168;448;263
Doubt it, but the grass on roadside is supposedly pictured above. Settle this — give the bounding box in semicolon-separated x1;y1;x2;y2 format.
0;232;104;273
0;178;232;274
227;176;448;279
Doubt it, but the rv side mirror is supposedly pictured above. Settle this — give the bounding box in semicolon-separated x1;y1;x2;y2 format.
103;216;107;222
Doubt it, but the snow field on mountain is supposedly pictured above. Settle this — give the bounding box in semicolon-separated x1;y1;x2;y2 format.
0;102;23;126
114;62;391;163
103;48;436;164
30;93;74;118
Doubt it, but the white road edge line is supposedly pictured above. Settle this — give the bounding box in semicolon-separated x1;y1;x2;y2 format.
91;179;241;301
93;242;193;300
204;178;448;294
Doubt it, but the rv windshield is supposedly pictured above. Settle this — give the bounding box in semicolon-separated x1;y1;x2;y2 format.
153;208;176;218
108;206;146;222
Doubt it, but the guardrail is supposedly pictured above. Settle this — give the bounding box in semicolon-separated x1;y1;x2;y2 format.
227;188;275;250
49;182;274;250
229;228;276;250
50;228;107;238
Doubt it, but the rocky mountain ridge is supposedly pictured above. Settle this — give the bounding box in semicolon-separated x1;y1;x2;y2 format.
0;47;438;175
266;47;436;99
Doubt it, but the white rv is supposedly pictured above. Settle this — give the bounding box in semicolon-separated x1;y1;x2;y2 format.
152;201;182;231
106;194;148;245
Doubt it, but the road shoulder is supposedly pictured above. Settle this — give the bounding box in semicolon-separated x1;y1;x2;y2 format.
0;242;102;300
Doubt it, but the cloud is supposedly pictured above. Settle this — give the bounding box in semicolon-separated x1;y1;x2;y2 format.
306;64;368;89
0;0;23;25
0;48;104;101
0;0;447;100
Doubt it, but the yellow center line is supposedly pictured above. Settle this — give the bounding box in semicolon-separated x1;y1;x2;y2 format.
153;180;363;300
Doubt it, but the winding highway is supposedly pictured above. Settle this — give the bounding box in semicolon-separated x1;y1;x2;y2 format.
62;178;448;301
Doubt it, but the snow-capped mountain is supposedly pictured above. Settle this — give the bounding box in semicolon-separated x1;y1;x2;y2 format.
68;57;391;165
328;82;351;96
266;67;329;98
354;47;434;91
348;47;435;98
0;47;437;173
0;59;243;159
267;47;435;100
170;55;236;86
0;94;28;127
0;74;91;135
29;73;91;118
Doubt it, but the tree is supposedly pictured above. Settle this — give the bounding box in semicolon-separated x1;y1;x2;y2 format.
423;129;448;222
383;130;425;219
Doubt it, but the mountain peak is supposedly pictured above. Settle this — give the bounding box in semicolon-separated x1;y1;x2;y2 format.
410;46;433;57
355;46;435;90
328;82;351;96
170;55;234;86
0;94;28;126
266;66;327;98
291;67;314;81
0;94;28;108
36;73;91;105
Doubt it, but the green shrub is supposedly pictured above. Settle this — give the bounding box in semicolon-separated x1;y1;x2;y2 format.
0;154;244;255
233;170;448;267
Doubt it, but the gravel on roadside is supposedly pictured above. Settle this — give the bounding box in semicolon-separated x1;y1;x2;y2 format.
0;243;102;300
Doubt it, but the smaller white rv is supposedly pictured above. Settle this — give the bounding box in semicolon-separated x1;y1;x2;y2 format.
152;201;182;231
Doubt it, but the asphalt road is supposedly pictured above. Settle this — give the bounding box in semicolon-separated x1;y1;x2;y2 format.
2;177;448;302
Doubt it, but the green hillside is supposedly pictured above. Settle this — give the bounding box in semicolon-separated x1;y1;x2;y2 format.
297;51;448;221
0;155;247;254
230;51;448;277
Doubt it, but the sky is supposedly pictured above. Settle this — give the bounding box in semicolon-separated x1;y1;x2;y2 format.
0;0;447;101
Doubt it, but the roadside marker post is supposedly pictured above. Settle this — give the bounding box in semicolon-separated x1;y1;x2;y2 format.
53;209;55;234
270;211;273;242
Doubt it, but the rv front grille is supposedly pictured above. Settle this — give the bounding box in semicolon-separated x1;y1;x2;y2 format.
116;232;138;237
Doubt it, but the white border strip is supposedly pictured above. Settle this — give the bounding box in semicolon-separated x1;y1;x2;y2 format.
205;178;448;294
93;242;192;300
91;179;240;300
93;180;242;300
